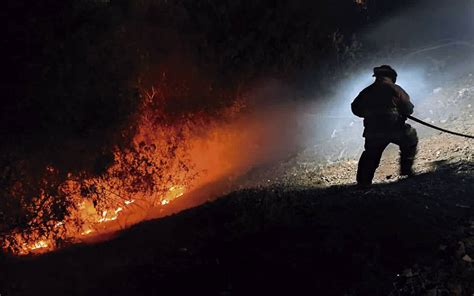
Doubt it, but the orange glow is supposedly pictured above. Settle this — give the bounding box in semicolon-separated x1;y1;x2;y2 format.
3;84;294;255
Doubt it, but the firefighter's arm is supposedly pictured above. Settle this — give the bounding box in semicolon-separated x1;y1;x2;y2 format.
394;85;414;116
351;93;366;118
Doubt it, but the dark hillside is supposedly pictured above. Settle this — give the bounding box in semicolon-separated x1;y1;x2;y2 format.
3;159;474;295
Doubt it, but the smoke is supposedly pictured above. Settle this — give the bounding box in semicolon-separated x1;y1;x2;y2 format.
366;0;474;47
98;0;474;227
191;0;474;186
292;0;474;163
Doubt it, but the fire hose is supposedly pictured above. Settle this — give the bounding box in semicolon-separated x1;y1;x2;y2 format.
408;115;474;139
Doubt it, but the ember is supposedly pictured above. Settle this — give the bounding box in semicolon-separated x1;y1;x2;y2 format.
2;84;286;255
1;86;230;255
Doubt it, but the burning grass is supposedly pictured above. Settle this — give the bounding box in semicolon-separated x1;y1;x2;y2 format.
1;86;250;255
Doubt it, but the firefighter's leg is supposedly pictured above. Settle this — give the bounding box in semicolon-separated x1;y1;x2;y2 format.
395;125;418;176
356;138;389;186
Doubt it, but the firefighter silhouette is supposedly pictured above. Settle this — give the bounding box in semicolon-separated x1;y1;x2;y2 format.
352;65;418;187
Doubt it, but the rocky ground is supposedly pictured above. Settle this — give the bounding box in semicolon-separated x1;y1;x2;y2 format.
239;72;474;190
235;72;474;295
1;74;474;295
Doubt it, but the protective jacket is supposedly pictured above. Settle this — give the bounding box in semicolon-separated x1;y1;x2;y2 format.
351;77;414;137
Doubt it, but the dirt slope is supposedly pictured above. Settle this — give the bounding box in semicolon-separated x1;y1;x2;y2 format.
2;75;474;296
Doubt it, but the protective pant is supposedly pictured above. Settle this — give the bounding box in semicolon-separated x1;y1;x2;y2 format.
356;125;418;186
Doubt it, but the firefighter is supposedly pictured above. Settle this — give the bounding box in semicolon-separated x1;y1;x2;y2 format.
351;65;418;188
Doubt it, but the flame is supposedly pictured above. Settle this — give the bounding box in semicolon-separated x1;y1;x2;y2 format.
159;187;184;205
7;182;187;255
2;84;218;255
81;229;94;236
30;240;49;251
2;86;197;255
3;84;286;255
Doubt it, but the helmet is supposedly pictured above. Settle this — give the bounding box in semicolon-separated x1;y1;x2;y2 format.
373;65;398;82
